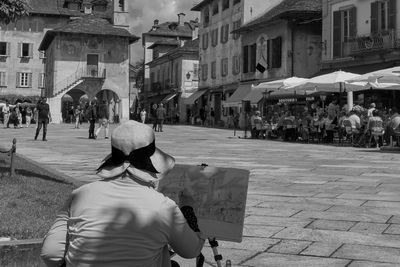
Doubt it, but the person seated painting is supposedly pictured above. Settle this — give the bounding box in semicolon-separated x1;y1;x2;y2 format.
41;121;205;267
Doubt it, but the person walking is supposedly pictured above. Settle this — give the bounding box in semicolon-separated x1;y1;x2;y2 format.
74;106;81;129
34;97;51;141
95;100;109;139
16;105;23;128
87;101;97;139
3;101;10;128
156;103;166;132
25;106;32;128
210;108;215;127
140;108;147;124
152;104;158;131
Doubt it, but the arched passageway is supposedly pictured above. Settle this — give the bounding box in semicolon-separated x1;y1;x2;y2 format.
95;89;121;123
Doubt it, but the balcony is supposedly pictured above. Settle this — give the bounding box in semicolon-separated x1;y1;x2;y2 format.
347;29;400;56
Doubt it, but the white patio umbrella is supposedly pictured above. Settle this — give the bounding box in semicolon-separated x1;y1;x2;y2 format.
252;77;309;90
288;70;363;92
346;66;400;84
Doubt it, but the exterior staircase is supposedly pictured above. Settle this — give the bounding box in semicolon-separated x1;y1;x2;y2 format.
52;67;106;98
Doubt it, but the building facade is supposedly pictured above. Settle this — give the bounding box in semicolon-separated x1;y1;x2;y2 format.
321;0;400;108
39;15;138;123
234;0;322;110
0;0;118;102
191;0;283;126
147;39;199;123
141;16;199;111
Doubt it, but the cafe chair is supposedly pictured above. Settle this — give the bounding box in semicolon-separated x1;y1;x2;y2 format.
342;119;359;146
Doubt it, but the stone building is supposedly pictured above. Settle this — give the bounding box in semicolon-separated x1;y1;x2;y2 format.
321;0;400;109
232;0;322;112
146;38;199;123
191;0;282;126
0;0;137;122
39;15;139;123
141;15;199;111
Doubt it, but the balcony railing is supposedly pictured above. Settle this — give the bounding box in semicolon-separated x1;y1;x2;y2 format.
347;29;400;55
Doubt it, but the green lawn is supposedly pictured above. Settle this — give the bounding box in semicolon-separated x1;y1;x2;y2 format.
0;153;76;240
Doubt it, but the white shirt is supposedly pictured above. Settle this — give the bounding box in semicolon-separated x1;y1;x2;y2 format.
41;174;204;267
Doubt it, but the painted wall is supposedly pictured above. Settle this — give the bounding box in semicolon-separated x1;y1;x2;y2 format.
322;0;400;61
46;34;130;122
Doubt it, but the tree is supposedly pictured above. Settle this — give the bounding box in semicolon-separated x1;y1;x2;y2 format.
0;0;29;25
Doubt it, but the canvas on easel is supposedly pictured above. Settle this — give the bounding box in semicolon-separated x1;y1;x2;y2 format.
157;164;250;243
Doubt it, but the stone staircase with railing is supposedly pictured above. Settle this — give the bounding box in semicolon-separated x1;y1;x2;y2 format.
52;67;106;98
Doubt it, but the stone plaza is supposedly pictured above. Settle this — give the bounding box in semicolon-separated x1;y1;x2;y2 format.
1;123;400;266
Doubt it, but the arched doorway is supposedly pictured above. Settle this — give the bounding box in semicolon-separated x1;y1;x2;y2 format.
61;89;88;123
95;89;120;123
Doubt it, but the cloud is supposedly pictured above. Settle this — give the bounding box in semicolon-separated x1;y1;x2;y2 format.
127;0;199;62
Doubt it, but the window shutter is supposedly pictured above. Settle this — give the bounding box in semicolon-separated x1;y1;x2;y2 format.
17;43;22;58
243;46;248;73
6;42;10;56
16;72;20;86
28;73;32;87
250;43;256;72
272;37;282;68
224;24;229;43
370;2;379;34
220;26;224;43
29;43;33;58
267;39;271;69
333;10;342;58
388;0;396;30
0;72;5;86
349;7;357;38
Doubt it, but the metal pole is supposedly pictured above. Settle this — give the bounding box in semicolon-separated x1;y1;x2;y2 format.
9;138;16;177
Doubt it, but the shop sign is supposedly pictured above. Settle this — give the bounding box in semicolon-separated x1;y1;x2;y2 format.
278;98;297;103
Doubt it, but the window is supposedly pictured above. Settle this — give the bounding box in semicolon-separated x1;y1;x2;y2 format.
211;28;219;47
221;24;229;44
242;44;256;73
39;73;45;88
222;0;230;10
232;19;241;40
234;0;240;5
204;7;210;27
211;61;216;79
270;37;282;69
0;72;6;87
371;0;396;34
18;43;33;58
119;0;125;11
16;72;32;88
193;63;199;80
221;58;228;77
201;64;208;81
0;42;10;56
333;7;356;58
212;2;219;15
232;55;240;75
202;33;209;50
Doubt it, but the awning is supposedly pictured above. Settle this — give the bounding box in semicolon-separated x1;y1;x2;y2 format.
243;88;265;104
161;93;177;103
224;84;252;107
184;90;208;105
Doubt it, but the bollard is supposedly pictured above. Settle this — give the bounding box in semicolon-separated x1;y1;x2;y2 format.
9;138;16;177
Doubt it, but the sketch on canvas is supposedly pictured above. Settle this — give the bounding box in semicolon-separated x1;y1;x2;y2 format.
157;164;250;243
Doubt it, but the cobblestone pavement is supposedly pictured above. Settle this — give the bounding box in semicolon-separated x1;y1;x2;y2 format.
1;123;400;266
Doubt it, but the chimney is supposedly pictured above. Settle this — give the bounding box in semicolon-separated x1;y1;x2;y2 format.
177;13;186;26
152;19;159;30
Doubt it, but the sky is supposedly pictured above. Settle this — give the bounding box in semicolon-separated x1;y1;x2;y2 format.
127;0;199;62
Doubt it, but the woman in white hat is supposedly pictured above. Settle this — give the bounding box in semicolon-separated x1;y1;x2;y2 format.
41;121;205;267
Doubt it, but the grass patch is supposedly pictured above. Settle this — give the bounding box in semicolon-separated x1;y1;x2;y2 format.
0;153;76;240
